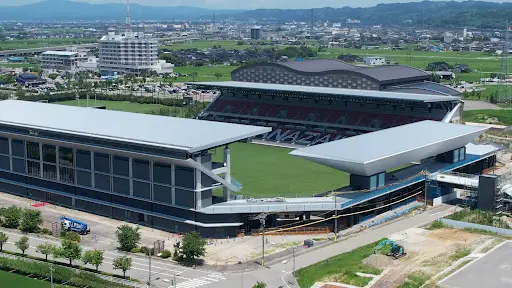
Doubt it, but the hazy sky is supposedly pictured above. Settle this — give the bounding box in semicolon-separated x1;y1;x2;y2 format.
2;0;512;9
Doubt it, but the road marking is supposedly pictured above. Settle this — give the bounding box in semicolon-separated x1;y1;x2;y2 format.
430;211;442;216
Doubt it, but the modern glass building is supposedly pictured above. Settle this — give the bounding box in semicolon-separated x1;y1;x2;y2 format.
0;100;270;237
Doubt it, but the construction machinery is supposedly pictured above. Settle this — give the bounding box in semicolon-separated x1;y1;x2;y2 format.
375;239;407;259
60;217;90;235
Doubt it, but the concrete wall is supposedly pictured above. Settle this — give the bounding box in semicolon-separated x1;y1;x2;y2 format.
440;218;512;236
432;191;458;206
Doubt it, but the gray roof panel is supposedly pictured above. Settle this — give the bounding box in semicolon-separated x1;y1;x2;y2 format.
190;81;461;103
0;100;271;153
267;59;429;82
289;121;487;176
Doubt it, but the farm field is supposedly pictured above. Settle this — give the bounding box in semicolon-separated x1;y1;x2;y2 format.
161;40;250;51
0;38;98;50
211;142;348;198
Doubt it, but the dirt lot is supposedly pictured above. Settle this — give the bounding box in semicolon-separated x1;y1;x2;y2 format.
369;227;490;288
0;192;320;265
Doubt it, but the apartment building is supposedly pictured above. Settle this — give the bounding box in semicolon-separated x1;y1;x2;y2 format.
41;51;84;71
98;31;158;76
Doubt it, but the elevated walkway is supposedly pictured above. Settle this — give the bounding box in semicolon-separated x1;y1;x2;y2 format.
433;172;479;188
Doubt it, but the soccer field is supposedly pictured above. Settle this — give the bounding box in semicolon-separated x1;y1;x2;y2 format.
0;270;67;288
211;142;348;198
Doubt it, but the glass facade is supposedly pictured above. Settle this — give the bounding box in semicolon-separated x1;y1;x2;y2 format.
0;135;202;219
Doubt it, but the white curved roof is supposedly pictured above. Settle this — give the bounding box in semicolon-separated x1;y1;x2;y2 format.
0;100;270;153
289;121;487;176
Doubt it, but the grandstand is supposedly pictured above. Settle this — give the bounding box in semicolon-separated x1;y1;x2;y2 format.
231;59;459;96
193;81;462;146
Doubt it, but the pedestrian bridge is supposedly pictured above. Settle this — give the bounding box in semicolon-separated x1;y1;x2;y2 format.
433;172;479;188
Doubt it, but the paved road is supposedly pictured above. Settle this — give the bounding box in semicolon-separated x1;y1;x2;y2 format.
0;204;455;288
0;229;227;288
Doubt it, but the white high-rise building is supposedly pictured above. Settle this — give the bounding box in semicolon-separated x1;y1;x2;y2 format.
98;31;158;76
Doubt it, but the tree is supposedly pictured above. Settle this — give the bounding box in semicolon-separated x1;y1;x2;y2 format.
36;242;56;260
112;256;132;278
56;240;82;265
15;86;25;98
82;249;104;271
214;73;223;81
15;236;29;255
48;73;58;81
115;225;141;252
0;232;8;252
180;232;207;261
20;208;43;233
2;205;22;228
190;72;199;82
252;282;267;288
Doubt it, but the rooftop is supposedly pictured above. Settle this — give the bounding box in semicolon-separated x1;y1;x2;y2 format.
190;81;461;103
289;121;487;176
239;59;430;83
0;100;271;153
41;51;78;56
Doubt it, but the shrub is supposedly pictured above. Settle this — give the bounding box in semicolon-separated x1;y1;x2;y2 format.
115;225;141;252
160;250;171;259
40;228;53;235
62;231;81;242
140;246;149;255
426;220;447;230
20;209;43;233
130;247;141;254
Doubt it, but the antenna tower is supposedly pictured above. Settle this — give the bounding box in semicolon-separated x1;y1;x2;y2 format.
499;22;511;103
125;0;132;32
310;8;314;36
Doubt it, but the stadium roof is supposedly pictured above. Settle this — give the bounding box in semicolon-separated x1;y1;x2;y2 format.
385;82;460;96
289;121;487;176
190;81;461;103
0;100;271;153
237;59;430;83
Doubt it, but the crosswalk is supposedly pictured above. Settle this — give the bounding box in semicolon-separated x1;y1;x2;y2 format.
174;273;227;288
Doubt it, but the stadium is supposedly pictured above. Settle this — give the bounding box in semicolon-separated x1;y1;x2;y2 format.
0;59;507;238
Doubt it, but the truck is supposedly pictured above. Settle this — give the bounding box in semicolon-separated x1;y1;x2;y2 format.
60;217;90;235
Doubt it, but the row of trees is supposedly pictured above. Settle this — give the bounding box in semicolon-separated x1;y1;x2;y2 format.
0;205;43;233
0;232;133;277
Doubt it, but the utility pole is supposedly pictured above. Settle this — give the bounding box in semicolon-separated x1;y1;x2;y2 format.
173;273;177;288
240;260;244;288
251;213;267;267
334;194;338;242
148;242;153;287
423;172;429;209
50;264;54;288
292;247;296;277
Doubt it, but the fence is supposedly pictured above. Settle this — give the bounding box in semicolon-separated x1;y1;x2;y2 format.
439;218;512;236
367;202;424;228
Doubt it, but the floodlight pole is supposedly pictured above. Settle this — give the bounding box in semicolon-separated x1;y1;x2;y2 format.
334;193;338;242
50;264;54;288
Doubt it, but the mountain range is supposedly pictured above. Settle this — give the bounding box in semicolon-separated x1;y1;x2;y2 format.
1;0;512;28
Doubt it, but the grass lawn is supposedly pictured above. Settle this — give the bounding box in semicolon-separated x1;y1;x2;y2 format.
173;65;236;82
0;270;68;288
398;272;430;288
0;63;41;69
296;239;386;288
463;109;512;126
211;142;348;198
55;99;177;114
0;38;97;50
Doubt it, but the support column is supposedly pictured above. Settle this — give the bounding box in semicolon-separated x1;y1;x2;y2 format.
195;156;202;210
171;164;176;205
223;146;231;201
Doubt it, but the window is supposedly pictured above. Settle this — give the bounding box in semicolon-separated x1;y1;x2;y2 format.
453;149;459;164
113;156;129;177
0;155;9;170
132;159;150;180
11;139;24;157
42;144;56;163
94;173;111;191
76;150;91;170
175;166;194;188
378;173;385;188
0;137;9;155
60;167;75;184
42;163;57;180
27;160;40;177
133;181;150;199
113;177;130;195
153;184;172;204
12;158;25;173
370;175;377;191
26;142;40;160
77;170;92;187
59;147;73;167
94;153;110;173
153;163;171;185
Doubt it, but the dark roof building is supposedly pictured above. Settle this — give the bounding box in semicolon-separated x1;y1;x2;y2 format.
16;73;46;87
232;59;459;96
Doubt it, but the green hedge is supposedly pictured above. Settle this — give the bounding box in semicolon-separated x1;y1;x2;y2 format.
0;256;129;288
